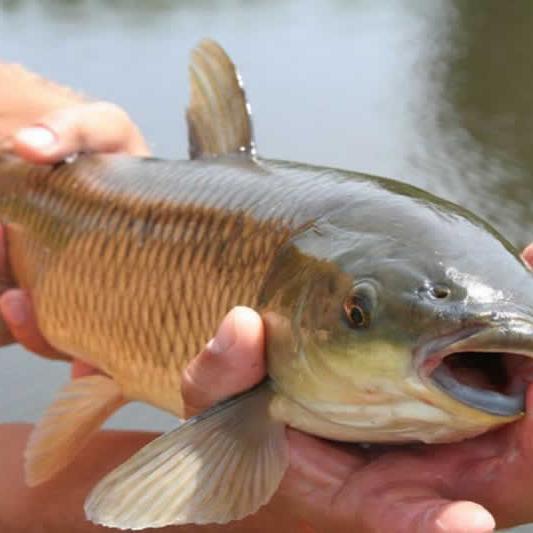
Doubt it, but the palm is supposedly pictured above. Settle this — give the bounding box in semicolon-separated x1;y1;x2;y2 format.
240;392;533;533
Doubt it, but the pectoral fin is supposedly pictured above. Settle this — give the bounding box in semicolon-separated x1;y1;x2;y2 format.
85;382;288;528
25;375;125;486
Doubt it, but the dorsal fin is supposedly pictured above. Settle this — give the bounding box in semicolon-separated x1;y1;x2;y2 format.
186;39;255;160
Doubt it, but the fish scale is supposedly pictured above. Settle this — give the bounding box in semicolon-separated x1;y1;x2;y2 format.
0;155;297;413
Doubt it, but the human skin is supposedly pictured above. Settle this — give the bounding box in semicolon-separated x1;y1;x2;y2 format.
1;70;533;532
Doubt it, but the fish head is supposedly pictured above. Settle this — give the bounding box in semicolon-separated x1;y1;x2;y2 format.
262;183;533;443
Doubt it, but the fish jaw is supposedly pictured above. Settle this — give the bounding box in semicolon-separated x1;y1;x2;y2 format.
416;320;533;419
267;327;527;444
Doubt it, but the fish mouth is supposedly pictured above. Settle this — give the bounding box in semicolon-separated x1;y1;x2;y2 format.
418;323;533;417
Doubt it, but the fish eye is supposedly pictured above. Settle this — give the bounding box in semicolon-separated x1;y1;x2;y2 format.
345;303;368;328
429;284;451;299
343;283;376;329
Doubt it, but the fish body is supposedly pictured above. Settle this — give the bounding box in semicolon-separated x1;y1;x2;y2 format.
1;155;293;415
4;153;528;442
1;40;533;528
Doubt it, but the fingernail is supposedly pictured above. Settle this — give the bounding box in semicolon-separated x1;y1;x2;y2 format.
16;127;56;149
206;312;236;355
1;293;28;326
432;502;495;533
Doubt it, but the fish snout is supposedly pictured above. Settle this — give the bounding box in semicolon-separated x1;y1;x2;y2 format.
465;315;533;354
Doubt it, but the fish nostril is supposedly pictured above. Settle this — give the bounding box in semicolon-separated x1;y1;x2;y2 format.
490;311;501;322
429;285;451;300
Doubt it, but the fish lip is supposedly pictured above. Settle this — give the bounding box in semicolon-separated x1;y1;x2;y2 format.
415;323;533;417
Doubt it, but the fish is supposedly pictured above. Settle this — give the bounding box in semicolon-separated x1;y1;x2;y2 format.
0;39;532;529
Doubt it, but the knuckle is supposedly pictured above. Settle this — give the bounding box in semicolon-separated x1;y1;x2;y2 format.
86;101;147;154
89;101;133;127
36;109;75;136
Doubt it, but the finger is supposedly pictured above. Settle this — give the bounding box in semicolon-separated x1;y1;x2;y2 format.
523;243;533;268
0;289;68;361
0;62;86;140
12;101;149;163
181;306;266;417
357;486;495;533
71;360;100;379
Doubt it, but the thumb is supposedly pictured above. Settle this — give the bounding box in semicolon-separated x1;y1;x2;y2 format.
181;306;266;418
357;486;495;533
12;101;149;163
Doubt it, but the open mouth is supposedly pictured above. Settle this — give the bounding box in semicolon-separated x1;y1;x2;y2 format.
419;327;533;417
431;351;529;416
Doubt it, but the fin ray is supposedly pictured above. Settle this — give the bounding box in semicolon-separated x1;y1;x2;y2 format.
187;39;255;159
25;375;125;486
85;383;288;528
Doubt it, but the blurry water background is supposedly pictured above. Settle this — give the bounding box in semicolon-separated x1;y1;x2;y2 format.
0;1;532;531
